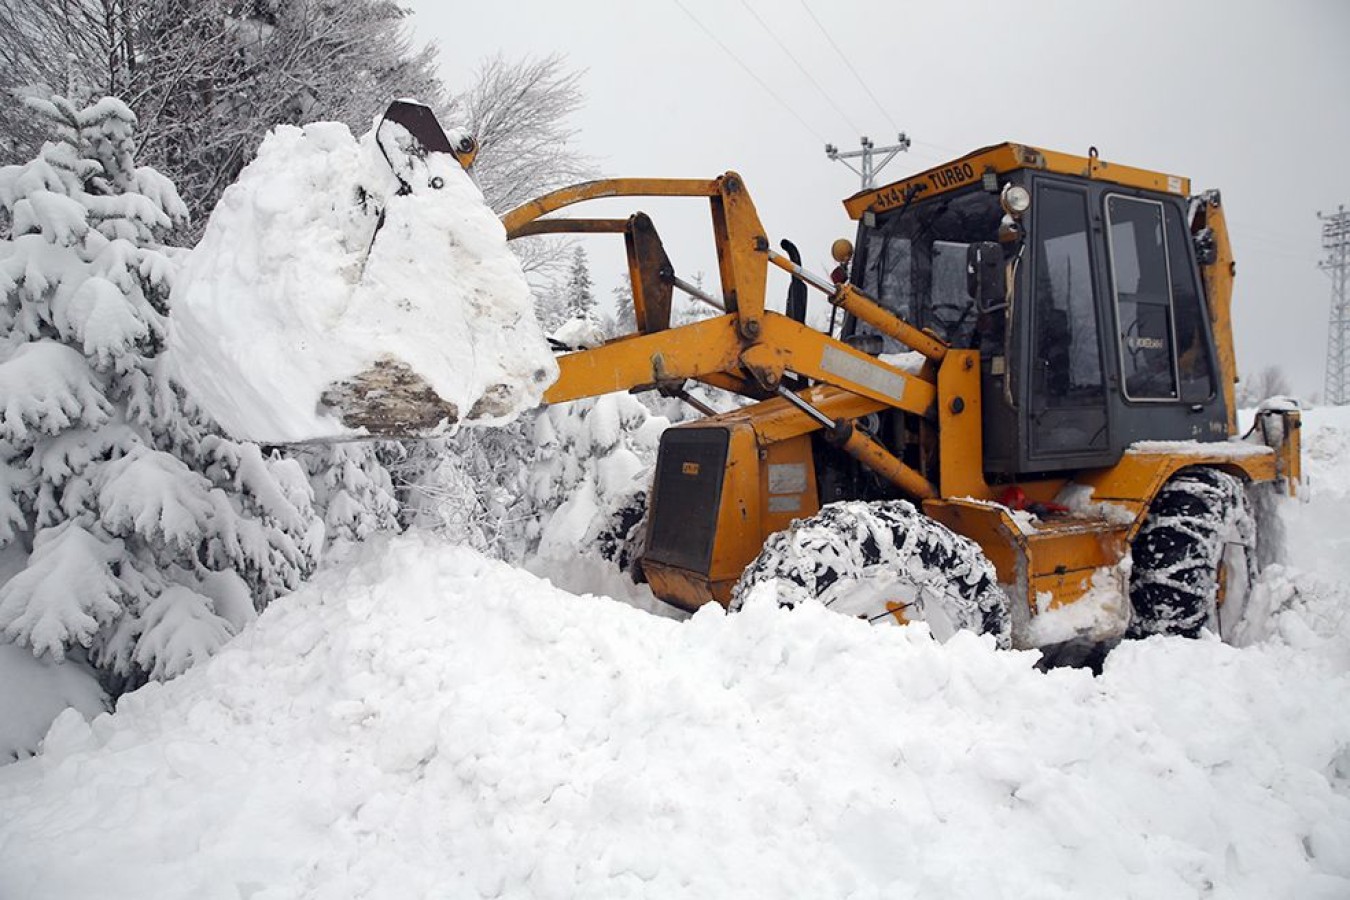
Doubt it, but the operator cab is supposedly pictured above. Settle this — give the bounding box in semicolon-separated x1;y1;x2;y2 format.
840;144;1228;477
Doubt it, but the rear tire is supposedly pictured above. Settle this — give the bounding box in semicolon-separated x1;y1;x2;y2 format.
1127;467;1256;640
730;500;1010;648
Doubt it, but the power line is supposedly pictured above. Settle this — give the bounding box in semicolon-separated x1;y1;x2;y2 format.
670;0;829;145
911;137;963;157
736;0;862;135
798;0;898;133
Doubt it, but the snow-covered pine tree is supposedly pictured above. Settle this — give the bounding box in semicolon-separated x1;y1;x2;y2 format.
674;271;719;326
563;247;597;323
296;444;400;548
0;94;323;694
1;0;447;240
608;277;637;338
531;280;570;334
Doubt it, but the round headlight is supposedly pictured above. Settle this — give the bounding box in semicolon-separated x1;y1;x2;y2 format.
830;238;854;263
1001;184;1031;216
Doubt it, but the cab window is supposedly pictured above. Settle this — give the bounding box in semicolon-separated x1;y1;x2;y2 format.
1033;185;1104;403
1164;204;1215;402
1107;195;1178;400
853;188;1003;350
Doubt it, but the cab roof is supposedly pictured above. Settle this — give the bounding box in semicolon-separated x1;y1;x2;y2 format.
842;143;1191;220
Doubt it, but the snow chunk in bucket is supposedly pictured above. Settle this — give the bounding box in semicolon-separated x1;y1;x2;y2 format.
169;112;558;443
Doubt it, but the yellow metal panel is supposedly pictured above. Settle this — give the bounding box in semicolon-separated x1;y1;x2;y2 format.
1077;448;1277;538
760;436;820;537
1025;523;1129;579
845;145;1023;219
924;497;1132;625
922;499;1024;584
843;143;1191;220
937;349;991;500
1270;409;1302;496
642;561;733;611
708;425;765;585
640;423;764;612
1029;570;1101;611
1193;193;1240;435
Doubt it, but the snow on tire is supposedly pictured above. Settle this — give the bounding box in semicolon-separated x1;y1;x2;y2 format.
1127;467;1257;640
730;500;1010;648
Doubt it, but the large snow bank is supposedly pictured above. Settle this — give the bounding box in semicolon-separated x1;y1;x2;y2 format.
2;530;1347;899
169;116;557;443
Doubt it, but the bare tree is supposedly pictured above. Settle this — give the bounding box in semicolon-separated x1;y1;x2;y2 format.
444;53;597;306
1236;365;1293;408
448;53;592;213
1;0;445;237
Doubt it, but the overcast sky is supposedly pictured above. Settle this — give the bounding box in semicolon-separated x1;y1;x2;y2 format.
407;0;1350;398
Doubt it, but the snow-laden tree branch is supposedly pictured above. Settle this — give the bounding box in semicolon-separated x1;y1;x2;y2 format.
1;0;446;239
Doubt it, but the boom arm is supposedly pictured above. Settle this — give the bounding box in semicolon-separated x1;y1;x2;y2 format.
501;174;948;422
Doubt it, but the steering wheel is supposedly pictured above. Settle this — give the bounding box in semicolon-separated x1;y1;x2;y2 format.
1123;317;1146;366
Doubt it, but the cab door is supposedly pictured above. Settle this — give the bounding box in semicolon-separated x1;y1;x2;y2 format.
1025;180;1112;463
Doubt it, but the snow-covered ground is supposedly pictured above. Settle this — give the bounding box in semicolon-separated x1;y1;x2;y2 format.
1;409;1348;898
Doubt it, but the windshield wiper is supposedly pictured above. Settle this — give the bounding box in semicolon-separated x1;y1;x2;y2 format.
880;182;929;235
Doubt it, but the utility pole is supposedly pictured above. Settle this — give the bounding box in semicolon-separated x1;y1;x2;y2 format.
1321;205;1350;404
825;134;910;191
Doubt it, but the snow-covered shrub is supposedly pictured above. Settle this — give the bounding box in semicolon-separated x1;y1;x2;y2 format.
392;418;540;559
0;94;326;695
395;391;670;569
295;443;399;549
394;370;763;578
528;393;670;565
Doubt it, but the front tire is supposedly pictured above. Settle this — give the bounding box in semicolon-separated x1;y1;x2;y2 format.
1127;467;1256;639
731;500;1010;648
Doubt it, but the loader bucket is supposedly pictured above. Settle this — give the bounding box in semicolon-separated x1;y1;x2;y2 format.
168;101;556;445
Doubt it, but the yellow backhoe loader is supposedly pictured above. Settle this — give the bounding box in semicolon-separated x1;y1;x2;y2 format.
354;104;1302;658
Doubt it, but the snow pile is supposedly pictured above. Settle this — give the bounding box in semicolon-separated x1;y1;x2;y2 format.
169;116;557;443
2;530;1348;898
0;642;105;763
1025;560;1132;647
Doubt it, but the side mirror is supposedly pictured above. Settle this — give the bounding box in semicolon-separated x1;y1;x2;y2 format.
966;241;1006;312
